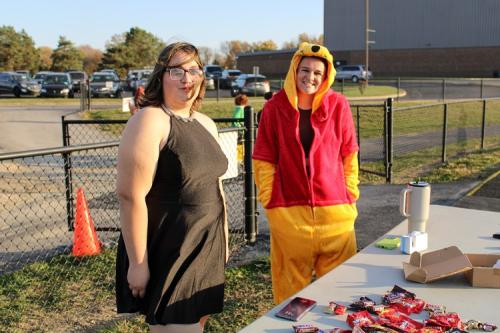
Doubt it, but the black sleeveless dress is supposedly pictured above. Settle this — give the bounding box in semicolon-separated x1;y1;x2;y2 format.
116;108;228;325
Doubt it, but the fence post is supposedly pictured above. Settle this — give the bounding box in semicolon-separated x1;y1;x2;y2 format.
384;98;393;183
442;104;448;164
243;105;257;244
480;100;487;151
61;116;75;230
356;106;361;168
397;77;400;101
480;79;484;99
86;78;91;111
442;79;446;101
216;78;220;103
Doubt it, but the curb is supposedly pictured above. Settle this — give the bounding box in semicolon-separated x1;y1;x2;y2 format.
347;91;407;101
465;170;500;197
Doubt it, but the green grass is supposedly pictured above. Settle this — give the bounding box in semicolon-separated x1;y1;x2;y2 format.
0;249;117;332
360;139;500;184
0;251;273;333
1;146;499;331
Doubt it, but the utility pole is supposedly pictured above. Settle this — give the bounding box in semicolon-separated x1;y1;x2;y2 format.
365;0;375;84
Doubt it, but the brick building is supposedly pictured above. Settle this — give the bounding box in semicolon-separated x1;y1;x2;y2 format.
237;0;500;78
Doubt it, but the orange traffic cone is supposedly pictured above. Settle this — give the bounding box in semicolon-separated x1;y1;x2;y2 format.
72;187;101;256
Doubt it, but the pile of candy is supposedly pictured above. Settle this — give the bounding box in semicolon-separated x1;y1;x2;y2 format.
292;285;497;333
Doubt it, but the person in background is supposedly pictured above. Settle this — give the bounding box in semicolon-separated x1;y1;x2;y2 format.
232;93;248;127
252;42;360;304
129;85;145;116
115;42;228;332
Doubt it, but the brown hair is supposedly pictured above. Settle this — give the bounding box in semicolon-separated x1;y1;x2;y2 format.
234;93;249;106
139;42;206;111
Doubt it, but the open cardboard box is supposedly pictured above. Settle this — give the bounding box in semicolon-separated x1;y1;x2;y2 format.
402;246;500;288
465;253;500;288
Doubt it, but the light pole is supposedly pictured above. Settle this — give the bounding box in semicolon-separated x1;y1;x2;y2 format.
365;0;375;84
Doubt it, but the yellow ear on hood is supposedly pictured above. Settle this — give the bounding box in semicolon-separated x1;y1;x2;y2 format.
284;42;336;113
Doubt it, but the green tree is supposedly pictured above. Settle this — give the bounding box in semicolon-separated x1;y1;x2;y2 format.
50;36;83;71
100;27;165;78
0;26;39;73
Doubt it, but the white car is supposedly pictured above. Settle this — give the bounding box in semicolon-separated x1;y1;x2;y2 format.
335;65;372;83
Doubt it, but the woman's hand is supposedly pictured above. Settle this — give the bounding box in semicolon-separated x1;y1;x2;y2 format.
127;262;150;298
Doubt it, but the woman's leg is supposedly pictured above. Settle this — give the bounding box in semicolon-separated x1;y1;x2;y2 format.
150;323;201;333
149;316;209;333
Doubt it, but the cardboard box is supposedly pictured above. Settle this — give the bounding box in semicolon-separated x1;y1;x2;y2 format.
403;246;472;283
403;246;500;288
465;253;500;288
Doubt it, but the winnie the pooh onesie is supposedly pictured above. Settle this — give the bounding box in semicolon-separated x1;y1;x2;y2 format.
253;43;360;304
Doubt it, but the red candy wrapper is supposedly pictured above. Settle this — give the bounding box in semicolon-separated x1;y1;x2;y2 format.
377;312;424;333
325;302;347;315
347;311;376;328
389;298;426;315
426;312;464;330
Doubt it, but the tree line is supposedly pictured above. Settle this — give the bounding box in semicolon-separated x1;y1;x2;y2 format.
0;25;323;79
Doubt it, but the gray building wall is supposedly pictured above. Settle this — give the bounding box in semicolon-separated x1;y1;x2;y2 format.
324;0;500;77
325;0;500;51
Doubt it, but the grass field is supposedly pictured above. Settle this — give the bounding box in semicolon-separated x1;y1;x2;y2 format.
1;90;499;332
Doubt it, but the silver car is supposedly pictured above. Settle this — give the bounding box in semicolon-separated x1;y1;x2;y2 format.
230;74;270;97
335;65;372;83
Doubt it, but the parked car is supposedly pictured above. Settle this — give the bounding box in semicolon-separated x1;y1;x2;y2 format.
67;71;88;93
40;73;74;98
0;72;41;97
204;64;223;88
126;69;152;91
90;72;123;98
15;70;32;80
205;75;215;90
230;74;270;97
33;71;52;85
220;69;242;89
335;65;372;83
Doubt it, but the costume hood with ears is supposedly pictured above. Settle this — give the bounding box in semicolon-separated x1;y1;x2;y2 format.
284;42;336;113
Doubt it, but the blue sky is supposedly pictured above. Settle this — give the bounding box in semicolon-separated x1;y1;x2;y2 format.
3;0;323;52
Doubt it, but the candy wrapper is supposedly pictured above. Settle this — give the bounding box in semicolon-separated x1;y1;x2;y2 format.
350;297;377;311
347;311;376;328
324;302;347;315
424;304;446;315
464;320;497;332
426;312;464;330
389;298;426;315
377;312;424;332
382;285;416;305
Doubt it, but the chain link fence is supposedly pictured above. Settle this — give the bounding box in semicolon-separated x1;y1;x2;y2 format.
0;118;249;331
1;99;499;331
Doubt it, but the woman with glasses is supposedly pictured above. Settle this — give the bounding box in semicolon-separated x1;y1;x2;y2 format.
115;42;228;332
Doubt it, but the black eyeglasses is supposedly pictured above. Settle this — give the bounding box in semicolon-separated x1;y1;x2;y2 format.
165;67;204;80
